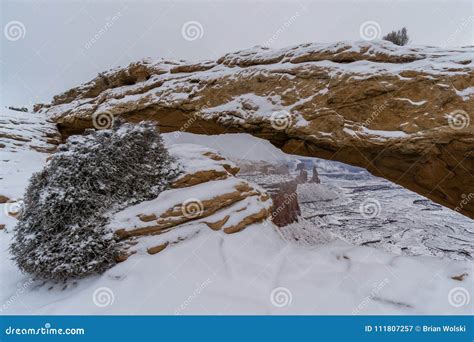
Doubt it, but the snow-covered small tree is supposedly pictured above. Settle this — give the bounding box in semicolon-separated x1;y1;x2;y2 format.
11;120;181;281
383;27;409;46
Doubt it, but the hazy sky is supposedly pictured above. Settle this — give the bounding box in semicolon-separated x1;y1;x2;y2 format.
1;0;473;108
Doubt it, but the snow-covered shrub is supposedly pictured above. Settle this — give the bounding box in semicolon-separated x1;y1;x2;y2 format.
11;120;181;281
383;27;409;46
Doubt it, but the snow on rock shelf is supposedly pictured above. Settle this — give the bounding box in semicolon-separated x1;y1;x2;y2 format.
36;40;474;219
0;108;61;227
110;144;272;259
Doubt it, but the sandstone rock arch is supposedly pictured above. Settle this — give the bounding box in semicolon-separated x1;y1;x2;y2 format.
37;41;474;219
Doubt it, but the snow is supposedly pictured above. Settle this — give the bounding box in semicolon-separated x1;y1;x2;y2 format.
200;93;309;129
394;97;427;106
217;40;473;78
361;127;408;138
342;126;408;140
167;143;238;178
108;177;247;232
0;108;58;200
297;183;339;203
0;222;471;315
455;86;474;101
164;132;290;162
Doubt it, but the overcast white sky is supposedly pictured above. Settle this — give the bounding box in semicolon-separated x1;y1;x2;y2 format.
1;0;473;108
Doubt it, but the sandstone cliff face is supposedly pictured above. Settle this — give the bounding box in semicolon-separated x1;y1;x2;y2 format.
37;41;474;218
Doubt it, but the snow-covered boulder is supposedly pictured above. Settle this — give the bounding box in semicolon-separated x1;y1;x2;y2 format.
110;144;272;260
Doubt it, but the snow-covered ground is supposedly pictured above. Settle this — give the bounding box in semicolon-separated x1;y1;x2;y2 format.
0;111;472;315
0;108;59;201
0;220;472;315
241;171;474;262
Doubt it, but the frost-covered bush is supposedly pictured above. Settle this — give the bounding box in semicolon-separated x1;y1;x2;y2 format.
11;120;180;281
383;27;409;46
